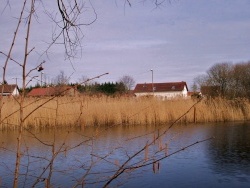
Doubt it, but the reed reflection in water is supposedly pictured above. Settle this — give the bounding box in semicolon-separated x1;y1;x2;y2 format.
0;122;250;187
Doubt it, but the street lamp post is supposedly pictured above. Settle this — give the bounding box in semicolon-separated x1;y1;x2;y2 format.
150;69;154;95
38;65;44;87
12;77;18;86
41;72;43;86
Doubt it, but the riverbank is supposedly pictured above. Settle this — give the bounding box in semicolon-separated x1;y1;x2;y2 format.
1;96;250;130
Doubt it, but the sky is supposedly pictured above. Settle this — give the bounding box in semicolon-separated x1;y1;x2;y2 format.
1;0;250;89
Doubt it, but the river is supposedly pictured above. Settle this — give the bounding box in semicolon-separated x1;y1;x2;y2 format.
0;122;250;187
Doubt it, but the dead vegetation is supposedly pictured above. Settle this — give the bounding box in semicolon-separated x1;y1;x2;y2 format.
1;96;250;130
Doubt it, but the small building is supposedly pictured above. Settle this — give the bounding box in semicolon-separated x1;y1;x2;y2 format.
27;86;79;97
200;86;220;97
188;91;202;99
133;81;188;99
0;84;19;96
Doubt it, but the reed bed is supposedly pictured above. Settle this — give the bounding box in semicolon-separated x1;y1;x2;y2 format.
1;96;250;130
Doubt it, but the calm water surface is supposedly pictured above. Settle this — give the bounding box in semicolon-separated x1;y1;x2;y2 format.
0;122;250;187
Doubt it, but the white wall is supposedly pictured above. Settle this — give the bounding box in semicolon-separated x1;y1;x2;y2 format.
135;86;188;99
12;88;19;96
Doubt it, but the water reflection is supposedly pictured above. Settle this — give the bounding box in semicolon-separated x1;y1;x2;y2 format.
207;122;250;178
0;123;250;187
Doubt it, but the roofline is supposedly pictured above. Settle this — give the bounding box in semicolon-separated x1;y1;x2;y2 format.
134;81;188;92
135;81;187;85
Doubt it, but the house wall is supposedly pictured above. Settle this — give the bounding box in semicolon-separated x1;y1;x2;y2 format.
135;86;188;99
1;93;11;96
12;88;20;96
65;88;79;96
0;88;19;96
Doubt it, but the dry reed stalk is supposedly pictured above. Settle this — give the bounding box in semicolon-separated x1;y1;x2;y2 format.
144;143;149;162
1;96;250;130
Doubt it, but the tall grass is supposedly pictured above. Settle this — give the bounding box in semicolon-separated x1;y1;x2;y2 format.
1;96;250;130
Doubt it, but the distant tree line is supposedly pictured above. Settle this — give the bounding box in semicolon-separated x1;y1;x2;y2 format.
76;82;126;95
23;74;135;96
76;74;135;95
194;61;250;99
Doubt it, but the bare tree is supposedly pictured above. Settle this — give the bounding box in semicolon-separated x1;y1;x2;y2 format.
0;1;97;186
194;61;250;99
231;61;250;98
52;70;70;86
206;63;233;95
119;75;136;91
193;74;209;91
42;0;97;59
194;63;233;98
78;75;96;86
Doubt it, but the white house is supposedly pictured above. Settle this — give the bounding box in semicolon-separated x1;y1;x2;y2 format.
0;84;20;96
133;81;188;99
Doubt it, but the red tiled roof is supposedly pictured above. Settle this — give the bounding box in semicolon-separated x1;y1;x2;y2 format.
133;82;188;93
27;86;76;97
28;88;54;96
0;84;18;93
